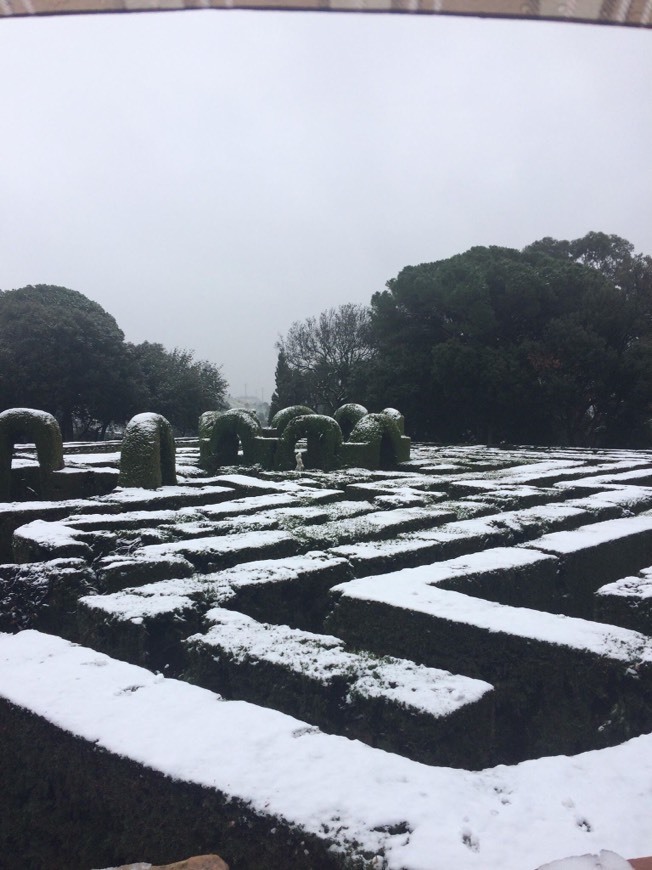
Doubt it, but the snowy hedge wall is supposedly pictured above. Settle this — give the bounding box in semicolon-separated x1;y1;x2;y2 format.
346;412;409;470
270;405;315;436
334;403;368;440
0;408;65;500
275;414;343;472
118;413;177;489
199;409;262;472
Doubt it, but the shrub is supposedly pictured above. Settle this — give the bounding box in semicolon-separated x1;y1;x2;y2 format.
348;413;407;470
334;404;368;440
118;413;176;489
270;405;315;436
275;415;343;471
199;409;262;473
0;408;65;500
382;407;405;435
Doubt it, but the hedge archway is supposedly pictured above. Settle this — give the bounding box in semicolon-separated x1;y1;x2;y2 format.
199;409;262;472
334;403;368;440
348;413;405;470
275;414;342;471
118;413;177;489
270;405;315;436
382;407;405;435
0;408;65;500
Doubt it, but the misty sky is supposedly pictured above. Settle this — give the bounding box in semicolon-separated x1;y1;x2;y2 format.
0;10;650;401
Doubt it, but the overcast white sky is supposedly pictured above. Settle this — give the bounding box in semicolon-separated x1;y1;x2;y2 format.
0;11;650;400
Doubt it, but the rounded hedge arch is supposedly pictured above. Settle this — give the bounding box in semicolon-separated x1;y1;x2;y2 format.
199;408;262;472
118;413;177;489
382;407;405;435
270;405;315;436
275;414;343;471
334;403;368;440
348;412;405;470
0;408;65;500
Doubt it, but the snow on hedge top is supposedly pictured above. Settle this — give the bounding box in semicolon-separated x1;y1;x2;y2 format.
139;529;295;560
80;551;349;618
597;569;652;601
212;473;306;492
2;630;652;870
331;549;652;663
13;518;82;549
203;550;348;588
80;588;195;620
197;608;493;716
107;484;234;505
524;515;652;555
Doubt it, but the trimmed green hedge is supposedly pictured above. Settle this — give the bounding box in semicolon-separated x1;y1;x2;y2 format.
338;440;378;469
0;408;65;501
199;409;262;473
347;412;408;470
267;405;410;471
382;407;405;435
270;405;315;436
118;413;177;489
275;415;343;471
333;403;368;440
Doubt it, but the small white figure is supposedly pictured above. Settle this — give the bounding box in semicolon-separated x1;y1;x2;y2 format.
295;450;304;472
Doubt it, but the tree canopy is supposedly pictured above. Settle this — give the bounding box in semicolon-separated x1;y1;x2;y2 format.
127;342;228;435
0;285;228;439
363;233;652;446
271;233;652;447
272;304;374;416
0;285;134;439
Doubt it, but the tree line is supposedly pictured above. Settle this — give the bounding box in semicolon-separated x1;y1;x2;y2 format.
0;285;227;439
271;232;652;447
4;232;651;448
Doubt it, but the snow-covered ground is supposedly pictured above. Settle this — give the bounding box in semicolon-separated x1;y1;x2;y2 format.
3;443;652;867
1;630;651;870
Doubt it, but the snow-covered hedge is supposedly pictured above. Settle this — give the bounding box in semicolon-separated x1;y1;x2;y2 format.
118;413;177;489
270;405;315;436
382;407;405;435
275;414;343;471
333;403;368;440
199;409;262;472
346;412;408;469
0;408;64;500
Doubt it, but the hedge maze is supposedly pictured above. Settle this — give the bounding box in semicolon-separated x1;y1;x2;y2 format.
2;407;652;867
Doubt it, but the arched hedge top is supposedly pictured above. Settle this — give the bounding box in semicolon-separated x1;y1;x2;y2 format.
334;403;368;439
276;414;343;471
200;408;262;440
270;405;315;435
347;412;408;469
0;408;65;471
349;412;404;452
118;412;176;489
0;407;65;500
0;408;64;501
199;408;262;471
382;407;405;435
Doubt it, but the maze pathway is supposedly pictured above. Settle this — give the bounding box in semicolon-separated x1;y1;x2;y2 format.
2;443;652;869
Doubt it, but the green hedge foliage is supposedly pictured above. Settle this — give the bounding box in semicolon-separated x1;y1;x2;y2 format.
334;404;368;440
270;405;315;436
275;414;343;472
199;409;262;472
0;408;65;500
118;413;177;489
